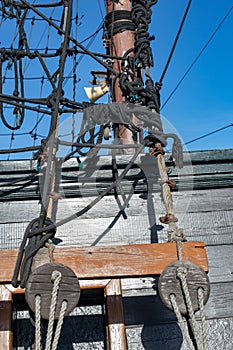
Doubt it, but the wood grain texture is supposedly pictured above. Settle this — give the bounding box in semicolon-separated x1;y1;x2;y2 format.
105;279;128;350
0;242;208;283
1;188;233;224
0;285;12;350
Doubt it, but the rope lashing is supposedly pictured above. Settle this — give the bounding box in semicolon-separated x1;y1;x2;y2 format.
131;0;157;69
160;179;176;189
149;143;165;156
159;213;178;225
103;10;135;37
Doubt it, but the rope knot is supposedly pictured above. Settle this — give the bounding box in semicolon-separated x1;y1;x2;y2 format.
159;213;178;224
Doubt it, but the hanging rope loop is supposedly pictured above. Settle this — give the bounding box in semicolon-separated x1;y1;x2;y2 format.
33;267;71;350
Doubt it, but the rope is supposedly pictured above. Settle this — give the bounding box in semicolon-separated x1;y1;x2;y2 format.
170;294;195;350
51;300;67;350
159;0;192;83
198;288;208;350
45;270;62;350
176;240;183;261
177;267;203;350
35;294;41;350
33;270;67;350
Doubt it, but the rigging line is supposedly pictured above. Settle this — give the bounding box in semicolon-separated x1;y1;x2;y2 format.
23;142;145;240
63;22;102;87
7;132;14;160
21;0;118;75
0;132;31;136
159;0;192;84
79;23;103;44
32;5;55;144
2;24;19;83
23;0;38;73
184;123;233;146
97;0;105;20
161;5;233;110
0;173;37;188
24;8;56;74
39;0;72;226
0;145;41;154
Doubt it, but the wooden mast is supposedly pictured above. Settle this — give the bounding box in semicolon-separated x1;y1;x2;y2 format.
106;0;143;153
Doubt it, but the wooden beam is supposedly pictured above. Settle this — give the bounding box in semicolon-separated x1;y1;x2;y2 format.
0;242;208;283
0;285;12;350
105;279;128;350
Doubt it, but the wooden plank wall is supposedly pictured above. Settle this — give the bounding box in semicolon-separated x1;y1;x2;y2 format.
0;149;233;349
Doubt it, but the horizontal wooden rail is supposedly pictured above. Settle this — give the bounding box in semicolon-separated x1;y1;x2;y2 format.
0;242;208;283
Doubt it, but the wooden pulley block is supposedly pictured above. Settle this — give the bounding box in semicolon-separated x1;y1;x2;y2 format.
158;260;210;315
25;263;81;320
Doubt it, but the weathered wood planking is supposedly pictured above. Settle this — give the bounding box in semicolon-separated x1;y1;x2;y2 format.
0;150;232;201
1;209;232;250
0;242;207;283
0;149;232;173
1;188;233;223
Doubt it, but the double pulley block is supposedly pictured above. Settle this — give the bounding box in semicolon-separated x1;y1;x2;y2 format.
25;263;80;320
158;260;210;315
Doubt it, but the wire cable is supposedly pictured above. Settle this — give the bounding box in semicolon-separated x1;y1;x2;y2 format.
159;0;192;83
184;123;233;146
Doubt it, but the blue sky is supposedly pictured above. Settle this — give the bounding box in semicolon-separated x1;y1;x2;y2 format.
0;0;232;159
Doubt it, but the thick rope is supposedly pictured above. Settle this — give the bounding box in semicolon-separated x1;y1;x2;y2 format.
35;294;41;350
198;288;208;350
176;240;183;261
45;270;62;350
51;300;68;350
177;267;203;350
170;294;195;350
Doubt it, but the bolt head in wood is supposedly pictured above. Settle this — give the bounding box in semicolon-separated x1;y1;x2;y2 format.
25;263;81;320
158;260;210;315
